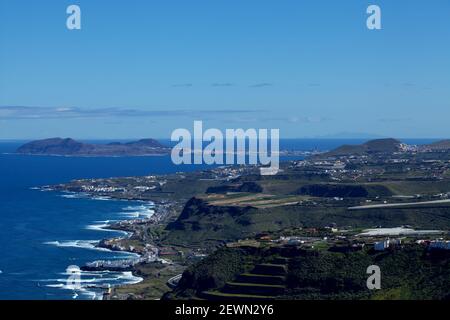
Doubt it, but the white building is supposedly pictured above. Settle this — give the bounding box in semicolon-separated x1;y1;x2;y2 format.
374;239;401;251
374;240;390;251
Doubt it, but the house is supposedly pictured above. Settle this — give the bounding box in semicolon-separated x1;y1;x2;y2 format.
374;240;389;251
374;238;402;251
259;235;273;242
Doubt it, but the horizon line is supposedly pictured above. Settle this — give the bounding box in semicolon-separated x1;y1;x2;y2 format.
0;137;447;142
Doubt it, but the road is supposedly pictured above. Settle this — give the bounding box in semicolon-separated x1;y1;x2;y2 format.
348;198;450;210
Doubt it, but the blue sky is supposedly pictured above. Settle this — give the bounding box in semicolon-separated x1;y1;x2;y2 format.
1;0;450;139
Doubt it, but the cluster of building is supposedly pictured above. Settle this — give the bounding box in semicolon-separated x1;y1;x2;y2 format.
85;243;171;272
374;238;402;251
210;166;252;181
81;185;125;193
272;236;321;247
133;185;157;192
370;238;450;251
247;226;450;254
416;239;450;250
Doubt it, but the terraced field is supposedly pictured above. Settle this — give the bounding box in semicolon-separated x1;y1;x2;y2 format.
200;257;290;300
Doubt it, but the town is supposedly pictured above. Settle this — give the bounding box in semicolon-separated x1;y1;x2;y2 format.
45;138;450;300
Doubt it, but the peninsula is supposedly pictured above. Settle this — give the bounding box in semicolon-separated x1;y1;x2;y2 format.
16;138;170;156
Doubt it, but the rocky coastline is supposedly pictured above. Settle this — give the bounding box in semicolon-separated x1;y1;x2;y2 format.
40;185;179;298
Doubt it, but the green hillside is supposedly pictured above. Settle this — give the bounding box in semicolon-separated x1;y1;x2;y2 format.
163;196;450;246
166;246;450;300
324;138;402;156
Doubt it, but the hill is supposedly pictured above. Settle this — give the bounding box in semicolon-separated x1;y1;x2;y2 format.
15;138;170;156
163;193;450;246
165;245;450;300
206;182;263;194
421;139;450;151
323;138;402;157
296;184;392;198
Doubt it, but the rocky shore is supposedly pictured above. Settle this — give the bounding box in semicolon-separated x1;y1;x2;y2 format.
54;194;178;298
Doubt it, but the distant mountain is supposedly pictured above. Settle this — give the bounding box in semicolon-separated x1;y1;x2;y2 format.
420;139;450;151
324;138;403;156
310;132;388;139
16;138;170;156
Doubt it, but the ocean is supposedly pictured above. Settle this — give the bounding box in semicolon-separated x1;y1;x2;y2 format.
0;139;438;300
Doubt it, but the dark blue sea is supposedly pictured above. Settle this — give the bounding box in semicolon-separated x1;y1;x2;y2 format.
0;139;438;300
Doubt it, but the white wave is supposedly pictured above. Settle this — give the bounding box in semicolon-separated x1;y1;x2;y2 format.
91;196;112;201
45;284;65;288
42;271;143;299
44;284;101;300
79;289;101;300
59;270;106;276
119;203;155;219
60;194;79;199
118;271;143;285
44;240;111;252
50;277;117;284
85;221;112;232
122;203;154;211
120;212;140;218
45;240;139;260
59;192;88;199
122;205;147;211
119;209;154;219
85;222;129;237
